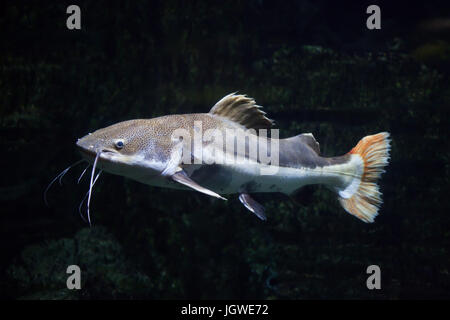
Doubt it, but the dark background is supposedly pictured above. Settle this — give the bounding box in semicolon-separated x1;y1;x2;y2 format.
1;0;449;299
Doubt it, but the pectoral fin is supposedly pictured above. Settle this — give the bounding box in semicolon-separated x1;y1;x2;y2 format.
161;142;184;176
171;170;227;201
239;193;267;221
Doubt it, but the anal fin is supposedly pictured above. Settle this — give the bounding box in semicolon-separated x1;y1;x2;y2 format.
171;170;227;201
289;185;316;207
239;193;267;221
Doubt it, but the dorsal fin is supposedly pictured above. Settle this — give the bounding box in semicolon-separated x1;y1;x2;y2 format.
286;133;320;154
209;93;274;129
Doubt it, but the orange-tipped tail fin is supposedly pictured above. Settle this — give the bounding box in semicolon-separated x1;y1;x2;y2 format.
338;132;391;223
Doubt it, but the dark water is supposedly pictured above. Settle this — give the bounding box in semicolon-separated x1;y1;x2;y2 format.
1;0;449;299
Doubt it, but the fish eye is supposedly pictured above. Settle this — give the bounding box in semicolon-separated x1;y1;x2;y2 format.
115;140;124;149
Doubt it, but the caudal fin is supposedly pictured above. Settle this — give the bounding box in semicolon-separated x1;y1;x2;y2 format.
338;132;391;223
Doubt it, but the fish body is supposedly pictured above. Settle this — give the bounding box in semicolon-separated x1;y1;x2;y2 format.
76;94;391;222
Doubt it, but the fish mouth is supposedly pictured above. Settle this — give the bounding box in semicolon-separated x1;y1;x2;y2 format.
77;145;117;160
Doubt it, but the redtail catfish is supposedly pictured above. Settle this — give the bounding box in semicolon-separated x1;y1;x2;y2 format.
49;93;391;224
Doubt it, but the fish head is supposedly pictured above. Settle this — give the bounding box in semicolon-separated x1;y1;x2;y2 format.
76;119;168;179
